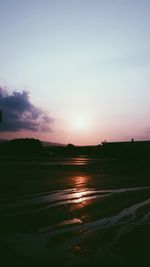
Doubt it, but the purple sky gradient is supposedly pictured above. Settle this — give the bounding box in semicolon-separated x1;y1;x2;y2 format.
0;0;150;145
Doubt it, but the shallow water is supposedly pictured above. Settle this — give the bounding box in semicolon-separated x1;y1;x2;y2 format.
0;163;150;266
1;186;150;217
1;186;150;266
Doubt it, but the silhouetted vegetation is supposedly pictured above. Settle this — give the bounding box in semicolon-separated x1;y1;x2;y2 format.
101;140;150;160
1;138;150;160
0;138;42;159
42;140;150;159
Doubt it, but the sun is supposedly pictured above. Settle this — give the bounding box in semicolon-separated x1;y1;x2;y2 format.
72;116;89;130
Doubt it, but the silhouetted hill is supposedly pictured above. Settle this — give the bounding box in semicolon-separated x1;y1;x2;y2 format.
41;141;66;147
0;138;65;146
0;138;42;159
1;138;150;160
0;139;8;143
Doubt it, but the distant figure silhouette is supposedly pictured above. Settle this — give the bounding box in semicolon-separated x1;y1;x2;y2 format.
102;140;107;145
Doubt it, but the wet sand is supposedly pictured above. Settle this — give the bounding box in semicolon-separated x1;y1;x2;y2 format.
0;158;150;266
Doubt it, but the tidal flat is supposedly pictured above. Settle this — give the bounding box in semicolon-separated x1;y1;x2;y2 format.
0;158;150;266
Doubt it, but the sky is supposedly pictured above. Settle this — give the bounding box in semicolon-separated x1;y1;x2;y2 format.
0;0;150;145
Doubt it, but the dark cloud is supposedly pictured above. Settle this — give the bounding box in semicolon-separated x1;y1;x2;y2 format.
0;87;53;132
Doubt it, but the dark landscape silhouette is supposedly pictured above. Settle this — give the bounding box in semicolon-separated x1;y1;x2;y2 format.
1;137;150;160
0;138;150;266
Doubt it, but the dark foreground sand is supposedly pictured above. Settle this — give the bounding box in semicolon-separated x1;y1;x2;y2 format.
0;158;150;266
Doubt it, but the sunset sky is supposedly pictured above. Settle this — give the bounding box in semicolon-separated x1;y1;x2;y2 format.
0;0;150;145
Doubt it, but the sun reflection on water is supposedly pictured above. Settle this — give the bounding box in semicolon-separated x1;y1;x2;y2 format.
70;175;93;207
71;157;89;165
75;191;85;199
72;175;90;188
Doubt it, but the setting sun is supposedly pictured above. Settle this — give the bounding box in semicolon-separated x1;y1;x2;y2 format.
72;116;89;130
